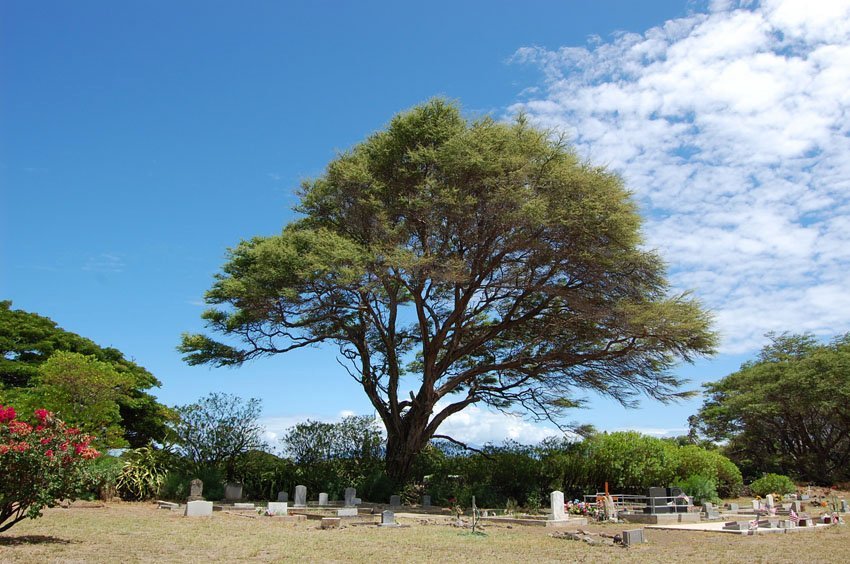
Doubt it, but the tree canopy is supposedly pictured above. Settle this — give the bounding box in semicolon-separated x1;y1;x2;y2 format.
692;332;850;484
0;301;172;447
180;99;716;481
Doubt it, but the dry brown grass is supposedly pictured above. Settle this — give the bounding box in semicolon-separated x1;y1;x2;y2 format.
0;502;847;563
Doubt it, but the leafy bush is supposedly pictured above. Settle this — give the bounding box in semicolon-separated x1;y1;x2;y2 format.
673;474;719;505
749;473;796;497
82;455;124;500
160;465;225;501
674;445;743;499
1;405;101;532
116;445;174;500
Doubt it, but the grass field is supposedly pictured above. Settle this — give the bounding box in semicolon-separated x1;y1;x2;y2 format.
0;502;847;563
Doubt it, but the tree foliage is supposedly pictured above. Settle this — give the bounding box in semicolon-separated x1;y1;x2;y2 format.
172;393;264;480
0;301;173;447
691;333;850;484
180;99;716;481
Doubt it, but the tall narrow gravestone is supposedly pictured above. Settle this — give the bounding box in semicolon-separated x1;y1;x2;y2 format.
344;487;356;507
319;493;329;506
188;479;204;501
294;485;307;507
422;495;431;507
549;491;566;521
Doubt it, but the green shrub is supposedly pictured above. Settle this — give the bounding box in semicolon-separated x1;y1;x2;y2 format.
749;473;796;497
673;474;719;505
116;445;174;500
159;465;224;501
82;455;124;500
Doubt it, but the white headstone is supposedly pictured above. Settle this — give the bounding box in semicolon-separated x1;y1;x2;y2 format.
337;507;358;517
184;500;213;517
381;510;398;527
765;494;775;508
752;499;761;511
353;497;362;505
267;502;288;515
319;492;329;506
550;491;566;521
294;485;307;507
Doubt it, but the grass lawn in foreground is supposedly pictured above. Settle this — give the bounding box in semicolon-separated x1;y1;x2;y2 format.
0;502;847;563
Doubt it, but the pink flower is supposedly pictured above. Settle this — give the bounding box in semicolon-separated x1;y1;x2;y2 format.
0;405;16;424
34;409;49;421
45;449;54;457
9;420;32;435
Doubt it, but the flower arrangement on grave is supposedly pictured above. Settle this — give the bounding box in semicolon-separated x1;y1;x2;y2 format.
565;500;599;518
0;405;100;532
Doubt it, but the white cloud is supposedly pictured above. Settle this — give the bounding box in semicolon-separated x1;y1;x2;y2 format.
431;402;563;446
82;252;125;273
510;0;850;353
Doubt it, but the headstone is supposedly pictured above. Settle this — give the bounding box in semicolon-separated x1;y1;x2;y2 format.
751;499;761;511
158;501;179;510
723;521;748;531
549;491;567;521
277;491;288;503
422;495;431;507
702;502;719;519
603;494;617;520
319;493;329;506
726;502;739;512
184;500;213;517
381;510;398;527
390;495;401;507
294;485;307;507
841;499;848;513
224;482;243;501
233;503;255;510
645;487;668;514
321;517;341;529
337;507;358;517
765;494;775;508
188;479;204;501
353;497;362;505
267;502;288;515
621;529;644;547
791;500;803;513
344;487;356;507
801;494;810;500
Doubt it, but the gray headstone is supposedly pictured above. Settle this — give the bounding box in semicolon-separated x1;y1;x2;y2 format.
353;497;362;505
277;491;288;503
422;495;431;507
702;502;713;511
550;491;566;521
801;494;810;500
224;482;243;501
389;495;401;507
319;492;329;506
344;487;356;507
381;510;398;527
622;529;644;546
184;500;213;517
188;479;204;500
841;499;847;513
791;500;803;513
294;485;307;507
726;502;739;511
765;494;775;508
337;507;358;517
751;499;761;511
267;502;288;515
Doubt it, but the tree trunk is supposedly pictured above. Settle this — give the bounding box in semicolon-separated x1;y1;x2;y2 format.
384;425;430;486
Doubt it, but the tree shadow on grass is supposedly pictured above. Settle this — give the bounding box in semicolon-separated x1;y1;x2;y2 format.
0;535;73;546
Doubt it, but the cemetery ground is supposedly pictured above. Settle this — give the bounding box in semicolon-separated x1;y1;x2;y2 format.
1;498;848;563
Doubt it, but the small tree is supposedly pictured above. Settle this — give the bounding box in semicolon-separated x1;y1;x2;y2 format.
0;405;100;532
172;393;264;481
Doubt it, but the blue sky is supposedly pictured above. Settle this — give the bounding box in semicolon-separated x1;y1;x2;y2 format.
3;0;849;446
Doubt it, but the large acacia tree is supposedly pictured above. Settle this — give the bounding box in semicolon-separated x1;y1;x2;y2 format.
180;100;715;482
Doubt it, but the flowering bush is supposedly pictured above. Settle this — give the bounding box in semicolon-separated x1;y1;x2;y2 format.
0;405;100;532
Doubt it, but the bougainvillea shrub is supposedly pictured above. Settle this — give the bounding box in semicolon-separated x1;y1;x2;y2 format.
0;405;100;532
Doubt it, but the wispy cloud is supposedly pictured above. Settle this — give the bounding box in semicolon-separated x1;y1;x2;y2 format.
509;0;850;353
82;252;125;273
267;172;282;181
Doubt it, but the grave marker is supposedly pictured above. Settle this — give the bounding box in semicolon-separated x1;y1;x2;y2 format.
622;529;644;547
188;479;204;501
422;495;431;507
184;500;213;517
321;517;341;529
550;491;566;521
277;491;288;503
381;510;398;527
319;493;329;506
390;495;401;507
224;482;243;502
344;487;356;507
267;502;288;515
294;485;307;507
337;507;358;517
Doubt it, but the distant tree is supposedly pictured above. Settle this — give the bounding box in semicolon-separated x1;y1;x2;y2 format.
180;99;716;483
691;333;850;484
281;415;384;465
0;301;173;447
173;393;264;480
